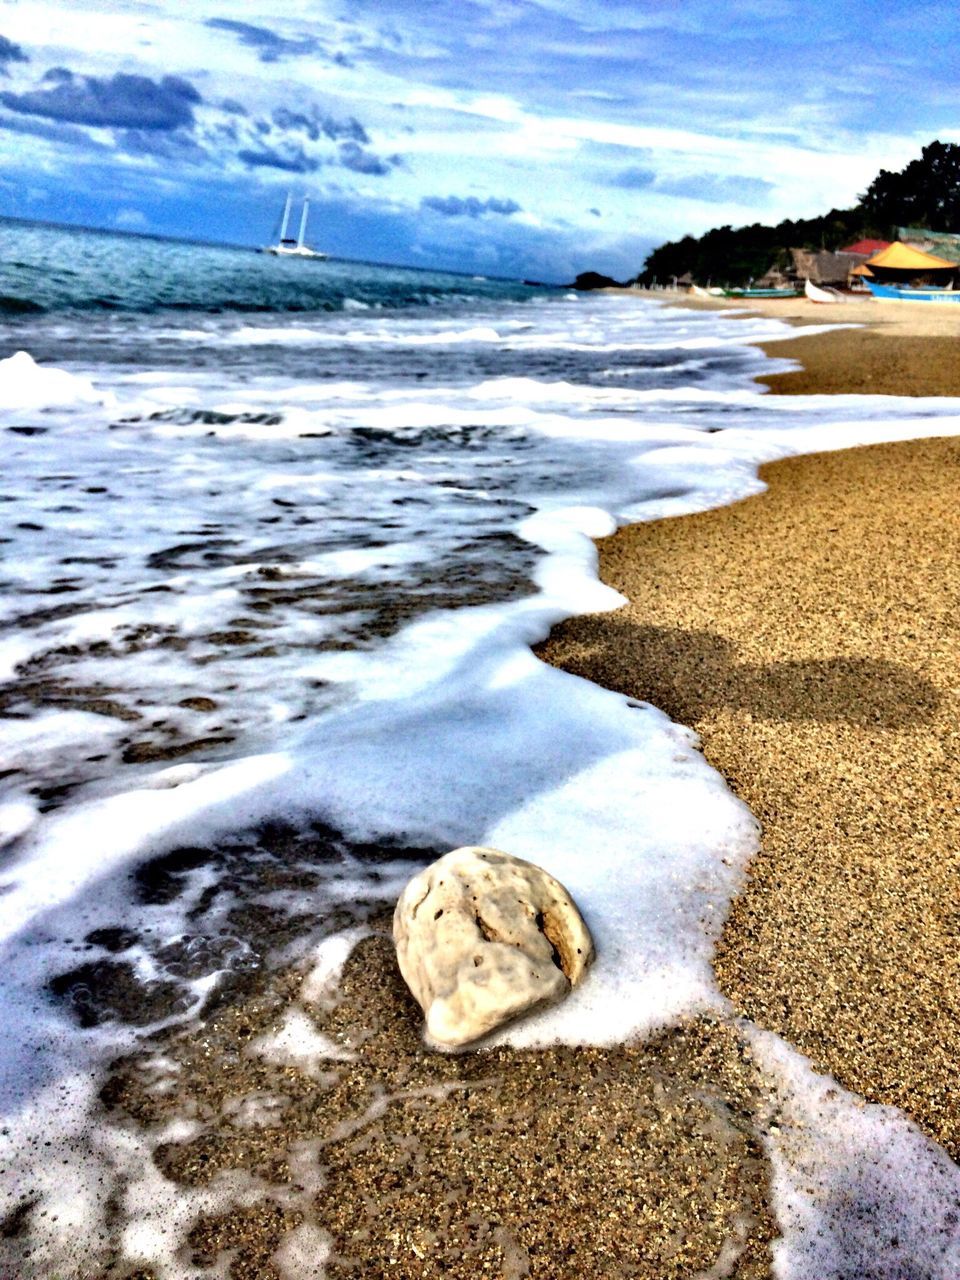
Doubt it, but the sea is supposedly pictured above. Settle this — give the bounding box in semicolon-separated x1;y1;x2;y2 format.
2;218;960;1278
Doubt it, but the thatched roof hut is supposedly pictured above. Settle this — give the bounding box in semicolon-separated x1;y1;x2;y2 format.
755;263;791;288
788;249;865;286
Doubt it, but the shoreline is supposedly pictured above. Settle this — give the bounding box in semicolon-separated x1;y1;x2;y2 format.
667;289;960;396
539;421;960;1164
11;294;960;1278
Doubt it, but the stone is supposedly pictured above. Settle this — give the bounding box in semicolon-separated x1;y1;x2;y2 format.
393;845;594;1049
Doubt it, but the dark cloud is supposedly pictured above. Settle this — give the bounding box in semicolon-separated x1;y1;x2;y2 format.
0;111;108;150
0;72;201;130
205;19;317;63
221;98;248;116
43;67;73;84
238;143;319;173
589;207;601;216
657;173;774;203
211;119;239;144
323;114;369;143
611;166;657;189
0;35;28;74
116;128;208;163
338;140;399;175
421;195;522;218
273;107;369;144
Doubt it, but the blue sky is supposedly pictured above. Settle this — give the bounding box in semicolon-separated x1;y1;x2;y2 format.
0;0;956;281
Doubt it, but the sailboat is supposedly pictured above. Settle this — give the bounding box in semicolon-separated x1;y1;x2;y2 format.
262;193;327;259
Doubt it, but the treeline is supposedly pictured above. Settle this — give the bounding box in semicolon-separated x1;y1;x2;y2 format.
638;141;960;287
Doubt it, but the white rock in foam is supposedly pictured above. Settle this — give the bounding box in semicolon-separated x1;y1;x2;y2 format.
393;845;594;1049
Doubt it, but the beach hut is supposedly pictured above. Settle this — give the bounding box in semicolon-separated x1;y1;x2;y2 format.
788;248;864;288
755;263;791;289
862;241;957;284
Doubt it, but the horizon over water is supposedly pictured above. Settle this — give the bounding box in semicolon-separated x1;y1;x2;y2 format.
0;216;548;317
0;210;550;282
2;221;960;1277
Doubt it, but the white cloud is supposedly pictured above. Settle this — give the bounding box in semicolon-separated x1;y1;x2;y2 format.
114;206;148;228
0;0;955;278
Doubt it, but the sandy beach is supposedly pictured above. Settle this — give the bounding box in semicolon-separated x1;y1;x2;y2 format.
676;290;960;396
540;434;960;1158
94;304;957;1279
539;298;960;1164
91;301;959;1279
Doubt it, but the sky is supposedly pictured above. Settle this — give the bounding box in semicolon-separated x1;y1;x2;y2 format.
0;0;956;282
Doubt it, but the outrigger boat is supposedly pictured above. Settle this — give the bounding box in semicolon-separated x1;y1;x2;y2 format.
865;279;960;303
805;279;845;303
860;242;958;302
263;193;327;259
721;286;796;298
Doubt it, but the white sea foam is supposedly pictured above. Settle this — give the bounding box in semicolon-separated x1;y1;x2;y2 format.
2;293;960;1275
749;1027;960;1279
0;349;108;409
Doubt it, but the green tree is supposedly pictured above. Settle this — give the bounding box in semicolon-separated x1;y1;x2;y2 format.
859;140;960;230
636;140;960;287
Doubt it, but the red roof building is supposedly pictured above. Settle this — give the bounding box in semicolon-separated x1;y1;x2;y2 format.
840;239;891;256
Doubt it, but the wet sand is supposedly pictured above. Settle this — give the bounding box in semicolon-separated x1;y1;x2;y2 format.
100;926;779;1278
539;434;960;1159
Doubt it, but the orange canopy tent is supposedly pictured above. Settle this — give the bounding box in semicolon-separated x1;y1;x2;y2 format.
862;240;957;284
863;241;956;271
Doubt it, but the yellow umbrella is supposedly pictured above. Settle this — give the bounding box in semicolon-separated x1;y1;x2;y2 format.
864;241;956;270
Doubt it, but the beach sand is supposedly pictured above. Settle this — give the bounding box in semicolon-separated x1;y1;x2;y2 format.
80;302;960;1278
539;435;960;1163
676;290;960;396
102;928;779;1278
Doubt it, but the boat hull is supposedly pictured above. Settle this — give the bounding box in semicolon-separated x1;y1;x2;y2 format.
262;245;328;260
721;287;796;298
865;280;960;303
804;279;844;304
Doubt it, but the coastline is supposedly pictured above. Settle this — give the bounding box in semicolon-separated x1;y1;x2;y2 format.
10;293;960;1278
539;304;960;1161
673;290;960;396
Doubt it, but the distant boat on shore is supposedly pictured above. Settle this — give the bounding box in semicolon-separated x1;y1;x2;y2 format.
721;286;796;298
865;280;960;303
262;193;327;260
805;279;846;303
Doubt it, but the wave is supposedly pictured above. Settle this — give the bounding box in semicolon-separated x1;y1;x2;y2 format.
0;294;45;315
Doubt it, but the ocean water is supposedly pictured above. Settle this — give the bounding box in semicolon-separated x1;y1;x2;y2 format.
2;223;960;1277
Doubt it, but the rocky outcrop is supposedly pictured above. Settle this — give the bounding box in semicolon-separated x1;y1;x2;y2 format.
393;846;594;1049
568;271;627;290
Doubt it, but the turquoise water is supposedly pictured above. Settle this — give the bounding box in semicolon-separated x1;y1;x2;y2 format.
0;217;544;315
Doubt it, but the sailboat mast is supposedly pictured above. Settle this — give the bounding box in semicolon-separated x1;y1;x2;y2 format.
279;192;292;243
297;198;309;249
